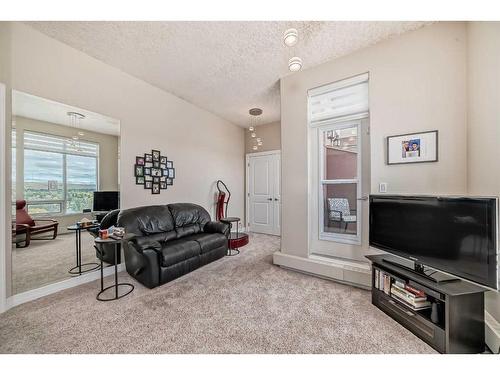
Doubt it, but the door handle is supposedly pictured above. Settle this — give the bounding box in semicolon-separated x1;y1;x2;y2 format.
267;198;273;201
357;196;368;201
274;198;279;201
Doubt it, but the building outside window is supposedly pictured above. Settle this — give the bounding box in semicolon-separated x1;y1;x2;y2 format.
22;131;99;215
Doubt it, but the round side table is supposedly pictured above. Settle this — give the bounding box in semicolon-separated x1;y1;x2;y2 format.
67;224;100;275
220;217;248;256
94;235;134;302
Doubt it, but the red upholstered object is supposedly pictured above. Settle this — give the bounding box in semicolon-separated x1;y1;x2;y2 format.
216;192;226;221
16;200;35;226
229;233;249;249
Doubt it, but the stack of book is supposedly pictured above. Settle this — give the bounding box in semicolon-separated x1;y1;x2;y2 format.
390;282;431;310
374;269;431;310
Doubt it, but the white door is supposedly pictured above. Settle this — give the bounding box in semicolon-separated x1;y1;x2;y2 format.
247;152;280;236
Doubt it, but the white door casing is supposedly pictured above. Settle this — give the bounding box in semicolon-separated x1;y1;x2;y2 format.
246;150;280;236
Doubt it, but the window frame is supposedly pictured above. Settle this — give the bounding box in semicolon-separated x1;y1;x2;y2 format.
318;120;362;245
22;130;99;216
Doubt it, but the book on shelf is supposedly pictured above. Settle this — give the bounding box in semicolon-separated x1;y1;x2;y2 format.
390;286;431;310
404;284;426;298
391;284;427;302
390;291;431;310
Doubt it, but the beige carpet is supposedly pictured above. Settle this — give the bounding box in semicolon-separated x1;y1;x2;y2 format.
12;232;101;294
0;233;435;354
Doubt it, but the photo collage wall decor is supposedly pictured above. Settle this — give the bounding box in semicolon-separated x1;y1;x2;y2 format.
134;149;175;194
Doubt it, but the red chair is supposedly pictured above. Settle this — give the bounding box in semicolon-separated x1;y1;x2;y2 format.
14;200;59;248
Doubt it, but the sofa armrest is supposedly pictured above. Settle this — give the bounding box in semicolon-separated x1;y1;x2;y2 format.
129;236;162;253
204;221;230;237
122;239;161;288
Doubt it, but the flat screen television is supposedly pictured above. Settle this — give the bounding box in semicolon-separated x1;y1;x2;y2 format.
369;195;498;289
93;191;120;212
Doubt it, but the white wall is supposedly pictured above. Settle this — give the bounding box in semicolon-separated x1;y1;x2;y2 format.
2;22;245;297
466;22;500;324
279;22;467;259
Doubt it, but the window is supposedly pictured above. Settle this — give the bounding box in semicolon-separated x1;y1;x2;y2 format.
319;122;361;243
23;131;99;215
308;73;369;248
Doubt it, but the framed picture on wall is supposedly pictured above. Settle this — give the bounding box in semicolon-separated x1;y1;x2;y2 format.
160;182;167;189
152;150;161;162
144;181;153;189
387;130;438;165
134;165;144;177
136;156;145;166
145;154;153;163
166;161;173;168
152;184;160;194
160;156;167;164
136;176;145;185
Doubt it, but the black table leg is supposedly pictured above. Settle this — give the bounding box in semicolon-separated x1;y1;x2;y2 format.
114;243;118;299
75;230;79;269
96;241;134;302
100;245;104;292
78;229;82;274
69;228;100;275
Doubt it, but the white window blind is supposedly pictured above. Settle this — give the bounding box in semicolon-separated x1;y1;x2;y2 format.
308;73;369;125
24;131;98;158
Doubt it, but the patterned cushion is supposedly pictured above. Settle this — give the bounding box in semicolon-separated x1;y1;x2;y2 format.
327;198;356;222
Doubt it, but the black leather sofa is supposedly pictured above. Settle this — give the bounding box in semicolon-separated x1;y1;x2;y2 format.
117;203;229;288
89;209;121;265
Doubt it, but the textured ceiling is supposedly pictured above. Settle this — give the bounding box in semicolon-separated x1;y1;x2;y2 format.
27;21;429;127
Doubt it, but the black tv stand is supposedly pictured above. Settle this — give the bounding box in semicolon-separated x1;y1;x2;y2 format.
382;258;460;284
367;254;487;353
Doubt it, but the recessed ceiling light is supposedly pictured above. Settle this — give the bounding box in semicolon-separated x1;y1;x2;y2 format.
283;28;298;47
288;57;303;72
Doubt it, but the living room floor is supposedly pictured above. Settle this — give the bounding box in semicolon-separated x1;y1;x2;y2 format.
12;232;99;294
0;233;435;354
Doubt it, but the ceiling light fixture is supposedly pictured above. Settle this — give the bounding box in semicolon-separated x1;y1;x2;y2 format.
248;108;264;151
288;57;303;72
283;28;298;47
67;111;86;150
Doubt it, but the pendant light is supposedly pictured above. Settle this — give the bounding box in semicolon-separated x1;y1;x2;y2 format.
248;108;263;151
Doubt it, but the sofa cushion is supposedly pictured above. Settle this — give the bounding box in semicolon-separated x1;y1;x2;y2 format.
118;205;174;236
160;239;201;267
168;203;211;238
184;233;227;254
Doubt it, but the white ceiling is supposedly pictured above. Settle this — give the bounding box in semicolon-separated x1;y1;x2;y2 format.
13;90;120;136
27;21;429;127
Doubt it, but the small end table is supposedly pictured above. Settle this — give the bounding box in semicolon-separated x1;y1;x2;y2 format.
67;224;100;275
94;235;134;301
220;217;248;256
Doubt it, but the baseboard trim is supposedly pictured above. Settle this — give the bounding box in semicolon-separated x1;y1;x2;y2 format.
486;310;500;354
273;251;371;290
7;263;125;310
